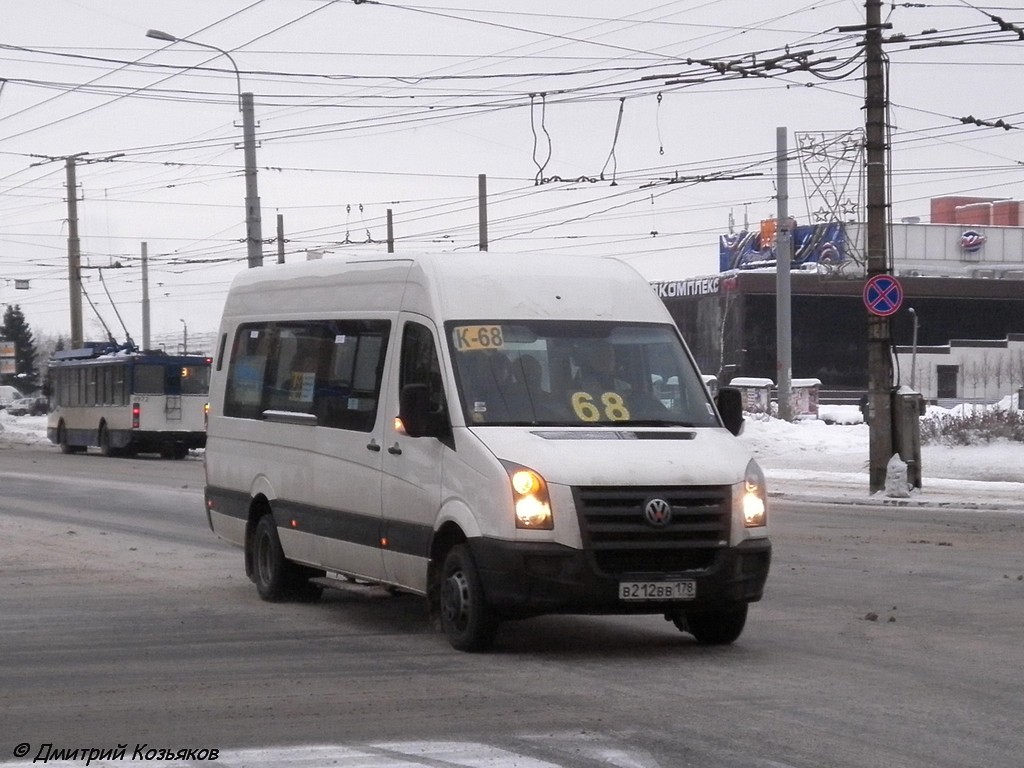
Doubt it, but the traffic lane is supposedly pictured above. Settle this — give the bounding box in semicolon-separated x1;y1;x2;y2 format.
0;441;203;492
762;501;1023;765
0;445;209;547
2;467;1023;766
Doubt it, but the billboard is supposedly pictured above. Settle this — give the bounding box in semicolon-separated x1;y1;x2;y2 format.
719;221;848;272
0;340;15;376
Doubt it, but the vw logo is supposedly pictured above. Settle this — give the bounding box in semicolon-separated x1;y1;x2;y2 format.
643;498;673;527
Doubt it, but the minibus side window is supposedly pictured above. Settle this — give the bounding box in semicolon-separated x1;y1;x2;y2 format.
400;322;450;433
267;327;325;413
225;325;274;419
224;320;390;430
315;321;390;432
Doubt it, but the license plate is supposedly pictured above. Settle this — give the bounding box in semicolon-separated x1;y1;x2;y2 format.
619;580;696;601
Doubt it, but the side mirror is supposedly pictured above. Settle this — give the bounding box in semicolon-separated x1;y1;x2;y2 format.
715;386;744;436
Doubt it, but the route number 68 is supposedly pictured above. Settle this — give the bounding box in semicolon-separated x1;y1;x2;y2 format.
571;391;630;422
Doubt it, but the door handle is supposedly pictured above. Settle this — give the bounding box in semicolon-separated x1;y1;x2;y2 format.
366;439;381;452
387;443;403;455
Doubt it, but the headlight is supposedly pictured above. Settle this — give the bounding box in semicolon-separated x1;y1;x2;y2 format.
741;459;767;528
502;462;553;530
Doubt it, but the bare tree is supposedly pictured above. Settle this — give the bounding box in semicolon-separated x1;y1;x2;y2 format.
920;364;933;401
977;352;992;400
967;360;982;399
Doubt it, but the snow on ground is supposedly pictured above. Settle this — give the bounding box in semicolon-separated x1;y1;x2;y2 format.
740;404;1024;483
0;412;50;447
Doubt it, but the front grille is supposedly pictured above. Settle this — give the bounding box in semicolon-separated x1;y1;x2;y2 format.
573;485;731;575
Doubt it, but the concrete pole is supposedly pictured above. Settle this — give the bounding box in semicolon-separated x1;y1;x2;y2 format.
864;0;895;492
478;174;488;252
386;209;394;253
141;241;150;351
276;214;285;264
65;157;83;349
242;92;263;268
775;127;794;422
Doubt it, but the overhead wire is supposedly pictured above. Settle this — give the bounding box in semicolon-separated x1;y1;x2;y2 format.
3;2;1023;322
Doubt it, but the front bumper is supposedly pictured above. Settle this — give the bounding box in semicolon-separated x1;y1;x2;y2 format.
468;536;771;618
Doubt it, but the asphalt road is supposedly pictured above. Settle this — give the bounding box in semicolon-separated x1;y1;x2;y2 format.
1;444;1022;768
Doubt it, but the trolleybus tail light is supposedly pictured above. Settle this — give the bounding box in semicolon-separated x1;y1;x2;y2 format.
132;403;140;429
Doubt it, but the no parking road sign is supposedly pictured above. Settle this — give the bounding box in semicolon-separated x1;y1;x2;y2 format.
863;274;904;317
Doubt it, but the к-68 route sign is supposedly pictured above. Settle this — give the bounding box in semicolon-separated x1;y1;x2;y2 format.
863;274;904;317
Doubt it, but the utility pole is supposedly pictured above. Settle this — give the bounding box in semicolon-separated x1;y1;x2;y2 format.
145;30;263;268
242;91;263;268
386;209;395;253
863;0;894;492
141;242;151;350
276;213;285;264
775;126;793;422
65;156;84;349
478;174;488;252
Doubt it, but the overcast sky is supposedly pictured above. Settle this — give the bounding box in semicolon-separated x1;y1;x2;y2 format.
1;0;1022;343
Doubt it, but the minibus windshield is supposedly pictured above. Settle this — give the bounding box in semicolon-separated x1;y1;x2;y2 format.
446;320;720;428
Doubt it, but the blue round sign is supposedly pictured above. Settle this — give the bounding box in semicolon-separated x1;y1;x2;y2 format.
863;274;903;317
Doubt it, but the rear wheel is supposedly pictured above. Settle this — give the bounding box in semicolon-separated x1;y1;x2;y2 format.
250;514;321;602
439;544;498;652
673;602;748;645
252;514;291;601
98;424;120;457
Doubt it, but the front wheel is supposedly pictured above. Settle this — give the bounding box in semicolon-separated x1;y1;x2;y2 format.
57;422;73;455
57;422;84;455
672;602;749;645
439;544;499;652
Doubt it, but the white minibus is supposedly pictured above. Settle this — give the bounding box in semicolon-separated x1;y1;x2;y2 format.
204;253;770;651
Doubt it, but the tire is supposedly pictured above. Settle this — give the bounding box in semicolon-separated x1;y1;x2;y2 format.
675;602;749;645
98;424;119;457
57;423;73;455
252;514;293;602
439;544;499;652
250;514;321;603
58;422;84;455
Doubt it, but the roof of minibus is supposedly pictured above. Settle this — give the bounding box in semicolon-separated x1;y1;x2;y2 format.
221;252;669;323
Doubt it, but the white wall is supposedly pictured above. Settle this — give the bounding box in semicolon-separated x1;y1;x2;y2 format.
895;336;1024;403
845;222;1024;279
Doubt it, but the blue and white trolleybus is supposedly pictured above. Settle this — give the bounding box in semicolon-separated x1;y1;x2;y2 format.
47;343;211;458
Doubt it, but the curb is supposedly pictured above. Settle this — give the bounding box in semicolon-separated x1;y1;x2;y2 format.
769;489;1019;512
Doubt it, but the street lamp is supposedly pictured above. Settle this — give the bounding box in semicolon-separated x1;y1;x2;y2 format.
146;29;263;269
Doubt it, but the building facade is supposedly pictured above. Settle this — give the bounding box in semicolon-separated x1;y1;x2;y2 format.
655;199;1024;402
